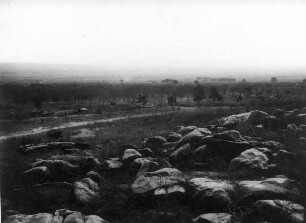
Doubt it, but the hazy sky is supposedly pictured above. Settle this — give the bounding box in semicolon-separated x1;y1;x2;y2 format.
1;0;306;76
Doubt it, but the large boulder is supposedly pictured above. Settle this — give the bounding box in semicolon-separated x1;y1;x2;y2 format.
237;177;301;204
101;158;122;170
188;178;234;211
47;155;101;172
74;178;100;205
130;158;160;177
253;200;304;223
3;213;53;223
257;140;285;152
218;110;268;128
212;130;245;142
229;148;272;172
131;168;185;194
203;137;252;162
177;126;197;135
193;213;233;223
166;132;182;142
143;136;167;151
153;184;186;201
122;149;142;163
175;129;208;149
170;144;192;163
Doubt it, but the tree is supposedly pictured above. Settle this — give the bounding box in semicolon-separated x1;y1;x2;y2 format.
209;86;222;102
193;84;205;104
271;77;277;83
167;95;176;108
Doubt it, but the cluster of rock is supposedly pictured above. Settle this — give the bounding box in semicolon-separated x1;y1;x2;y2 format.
3;109;306;223
3;209;108;223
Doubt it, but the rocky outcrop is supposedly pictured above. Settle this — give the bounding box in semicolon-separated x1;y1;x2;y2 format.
237;177;301;204
229;148;272;172
74;178;100;205
3;210;109;223
252;200;304;223
193;213;233;223
122;149;142;163
188;178;234;211
131;168;185;194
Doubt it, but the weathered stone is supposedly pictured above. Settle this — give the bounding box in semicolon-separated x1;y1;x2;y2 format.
193;213;233;223
137;148;153;157
122;149;142;163
154;184;185;200
188;178;234;211
218;110;268;128
63;212;85;223
31;160;79;175
261;116;283;130
70;129;95;139
131;158;160;177
177;126;197;135
131;168;185;194
253;200;304;223
86;171;104;184
166;132;182;142
143;136;167;151
175;130;205;149
3;213;53;223
23;166;51;182
212;130;245;142
229;148;271;172
237;177;301;204
170;144;192;163
84;215;109;223
74;178;100;205
102;158;122;170
257;141;285;152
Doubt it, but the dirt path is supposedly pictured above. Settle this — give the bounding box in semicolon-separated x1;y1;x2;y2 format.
0;111;178;141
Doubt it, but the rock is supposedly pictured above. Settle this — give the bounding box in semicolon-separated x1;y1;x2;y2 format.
78;107;88;112
52;215;63;223
30;182;73;203
166;132;182;142
23;166;51;183
261;116;283;130
86;171;104;184
74;178;100;205
203;137;252;162
120;144;140;150
273;150;297;167
212;130;245;142
143;136;167;151
131;158;160;177
193;213;233;223
188;178;234;211
272;108;285;118
175;130;205;149
253;200;304;223
64;212;85;223
297;113;306;124
218;110;268;128
298;137;306;149
3;213;53;223
47;155;101;172
18;143;50;153
122;149;142;163
287;124;299;131
30;160;79;178
177;126;197;135
170;144;192;163
131;168;185;194
237;177;301;204
154;184;185;200
137;148;153;157
257;141;285;152
85;215;109;223
229;148;271;172
102;158;122;170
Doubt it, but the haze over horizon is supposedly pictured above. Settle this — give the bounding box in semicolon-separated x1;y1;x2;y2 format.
1;0;306;78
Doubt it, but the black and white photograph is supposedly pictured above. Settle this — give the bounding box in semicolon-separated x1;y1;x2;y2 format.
0;0;306;222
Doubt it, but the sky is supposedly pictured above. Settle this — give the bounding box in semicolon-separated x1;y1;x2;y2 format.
0;0;306;77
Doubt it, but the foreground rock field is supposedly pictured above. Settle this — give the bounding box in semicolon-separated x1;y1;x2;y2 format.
1;108;306;223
